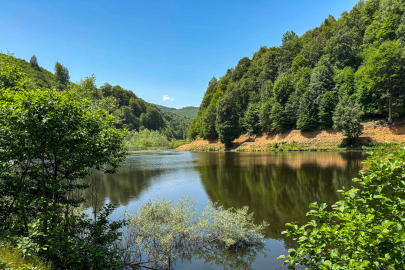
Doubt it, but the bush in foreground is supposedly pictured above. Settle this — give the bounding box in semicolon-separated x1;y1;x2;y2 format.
279;149;405;269
119;197;268;270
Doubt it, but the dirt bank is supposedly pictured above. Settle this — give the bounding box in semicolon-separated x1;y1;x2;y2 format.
177;120;405;151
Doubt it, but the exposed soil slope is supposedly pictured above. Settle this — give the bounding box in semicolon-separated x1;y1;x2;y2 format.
177;120;405;151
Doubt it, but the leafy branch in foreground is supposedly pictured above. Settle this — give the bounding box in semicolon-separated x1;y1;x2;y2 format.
118;197;268;270
0;60;127;269
278;149;405;269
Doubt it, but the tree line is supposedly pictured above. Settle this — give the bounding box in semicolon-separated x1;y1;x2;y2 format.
1;53;191;140
189;0;405;145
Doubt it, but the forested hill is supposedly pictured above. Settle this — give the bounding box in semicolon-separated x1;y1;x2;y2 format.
153;104;199;120
188;0;405;144
0;53;190;139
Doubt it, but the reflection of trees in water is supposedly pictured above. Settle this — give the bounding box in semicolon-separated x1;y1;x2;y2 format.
196;152;366;249
81;166;159;213
192;242;266;270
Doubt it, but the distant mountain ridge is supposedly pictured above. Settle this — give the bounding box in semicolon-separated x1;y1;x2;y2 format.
153;104;199;120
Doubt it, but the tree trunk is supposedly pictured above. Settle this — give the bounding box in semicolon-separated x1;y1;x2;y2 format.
388;96;393;124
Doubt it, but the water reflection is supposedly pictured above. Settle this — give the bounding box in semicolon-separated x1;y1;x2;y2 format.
196;152;366;249
82;151;367;269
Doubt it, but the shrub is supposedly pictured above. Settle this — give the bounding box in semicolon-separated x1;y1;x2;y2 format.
279;149;405;269
119;197;268;269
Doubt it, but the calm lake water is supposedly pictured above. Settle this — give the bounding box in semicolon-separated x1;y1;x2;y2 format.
83;151;367;270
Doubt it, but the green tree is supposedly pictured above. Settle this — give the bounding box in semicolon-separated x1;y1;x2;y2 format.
231;57;251;81
259;100;273;132
130;97;145;117
0;63;127;269
188;118;200;140
291;54;309;73
318;91;337;129
142;107;165;130
202;104;218;139
54;61;70;89
309;56;335;105
273;74;294;106
216;93;240;146
297;91;318;131
333;95;363;144
270;102;285;133
29;55;39;69
243;103;261;135
364;40;405;123
334;67;356;98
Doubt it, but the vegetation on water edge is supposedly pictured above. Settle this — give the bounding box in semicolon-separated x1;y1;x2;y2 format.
119;197;267;270
183;140;405;152
279;149;405;269
124;129;190;151
189;0;405;145
0;244;51;270
361;141;405;150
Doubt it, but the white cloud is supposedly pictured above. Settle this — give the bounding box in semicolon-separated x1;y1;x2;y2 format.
162;95;174;101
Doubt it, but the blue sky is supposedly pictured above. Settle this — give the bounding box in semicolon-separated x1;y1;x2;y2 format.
1;0;359;108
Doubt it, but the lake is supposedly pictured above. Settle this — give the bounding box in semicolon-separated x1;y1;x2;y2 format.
83;151;367;270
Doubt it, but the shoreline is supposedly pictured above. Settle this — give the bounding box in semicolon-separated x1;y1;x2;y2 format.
177;120;405;152
127;149;176;154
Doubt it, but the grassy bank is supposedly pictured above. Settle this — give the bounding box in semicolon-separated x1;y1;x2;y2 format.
0;244;51;270
179;140;405;152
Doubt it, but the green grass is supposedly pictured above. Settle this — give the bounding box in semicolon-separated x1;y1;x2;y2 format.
0;244;51;270
361;142;405;151
189;146;223;151
175;140;191;147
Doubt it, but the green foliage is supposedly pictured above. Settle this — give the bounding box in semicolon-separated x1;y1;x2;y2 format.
0;244;51;270
0;53;55;89
54;61;70;90
279;149;405;269
17;205;125;270
291;54;309;73
270;102;286;133
124;129;176;150
259;100;273;132
153;104;199;120
243;104;261;135
216;93;240;145
121;197;267;269
29;55;38;69
333;95;363;144
274;74;294;106
297;91;318;131
202;103;218;139
0;62;127;269
334;67;356;98
363;40;405;123
318;91;337;129
0;53;190;139
188;0;405;140
232;57;251;81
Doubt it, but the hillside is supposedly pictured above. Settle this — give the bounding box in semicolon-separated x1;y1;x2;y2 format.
178;119;405;151
153;104;199;120
0;53;190;139
188;0;405;145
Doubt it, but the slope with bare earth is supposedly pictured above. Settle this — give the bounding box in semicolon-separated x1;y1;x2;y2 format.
177;120;405;151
